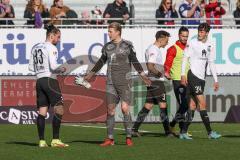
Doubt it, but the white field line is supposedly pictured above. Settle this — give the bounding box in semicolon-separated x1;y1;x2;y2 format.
63;124;240;134
63;124;150;133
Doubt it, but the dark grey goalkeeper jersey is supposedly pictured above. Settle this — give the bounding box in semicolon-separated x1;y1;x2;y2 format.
91;39;144;85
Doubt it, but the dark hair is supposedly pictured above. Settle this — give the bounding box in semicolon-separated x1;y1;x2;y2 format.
159;0;172;11
25;0;46;14
155;30;170;40
179;26;189;35
108;22;122;35
198;23;211;32
52;0;60;7
44;24;60;37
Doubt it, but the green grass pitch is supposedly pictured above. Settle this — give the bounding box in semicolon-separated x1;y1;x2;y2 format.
0;123;240;160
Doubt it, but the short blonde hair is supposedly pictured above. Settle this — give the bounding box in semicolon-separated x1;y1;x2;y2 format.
108;22;122;35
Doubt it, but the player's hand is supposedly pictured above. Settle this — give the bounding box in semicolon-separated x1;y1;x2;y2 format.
180;75;188;86
143;76;152;87
213;82;219;92
75;75;91;88
60;67;66;73
140;72;151;86
164;72;171;80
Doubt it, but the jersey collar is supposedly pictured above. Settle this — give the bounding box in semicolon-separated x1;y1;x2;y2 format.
176;40;186;50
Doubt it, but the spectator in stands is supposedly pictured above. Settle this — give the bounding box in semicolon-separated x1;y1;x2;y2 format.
91;6;104;25
50;0;77;25
24;0;49;27
103;0;130;25
0;0;15;25
80;10;91;25
234;0;240;28
179;0;205;25
155;0;178;25
205;0;226;26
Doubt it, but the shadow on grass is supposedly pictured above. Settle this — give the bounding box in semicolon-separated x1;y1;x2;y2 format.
119;132;167;137
6;141;37;146
67;140;102;144
223;135;240;138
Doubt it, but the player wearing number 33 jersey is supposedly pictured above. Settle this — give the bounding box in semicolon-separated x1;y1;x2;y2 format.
28;24;68;148
29;41;60;79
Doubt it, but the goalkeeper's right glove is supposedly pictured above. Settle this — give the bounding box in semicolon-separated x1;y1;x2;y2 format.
75;76;91;89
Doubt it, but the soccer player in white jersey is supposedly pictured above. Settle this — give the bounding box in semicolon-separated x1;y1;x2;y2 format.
180;23;221;140
132;30;173;137
29;24;69;147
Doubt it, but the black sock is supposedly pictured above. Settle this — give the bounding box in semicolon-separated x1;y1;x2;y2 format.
52;113;62;139
170;111;182;127
160;108;170;135
178;113;185;132
37;114;45;140
132;107;150;132
170;115;177;127
182;110;195;134
200;110;212;134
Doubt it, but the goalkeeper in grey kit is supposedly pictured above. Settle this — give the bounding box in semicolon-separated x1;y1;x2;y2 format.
76;22;151;146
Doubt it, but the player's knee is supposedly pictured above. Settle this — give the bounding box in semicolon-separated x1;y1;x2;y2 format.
107;107;115;116
54;105;64;116
144;103;153;110
199;101;206;110
38;110;47;117
159;102;167;109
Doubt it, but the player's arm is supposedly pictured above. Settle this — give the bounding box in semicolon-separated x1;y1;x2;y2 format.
128;45;151;86
181;44;191;86
164;46;177;80
85;48;108;81
145;47;162;78
49;48;66;74
146;63;162;78
28;48;35;72
208;45;219;91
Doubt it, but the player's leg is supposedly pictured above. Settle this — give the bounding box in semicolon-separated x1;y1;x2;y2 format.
170;81;188;134
117;84;134;146
132;83;155;136
100;103;116;146
132;103;153;136
195;94;221;139
45;78;68;147
121;101;134;146
37;106;48;147
36;78;49;147
151;81;171;136
179;97;196;140
100;84;118;146
159;100;171;137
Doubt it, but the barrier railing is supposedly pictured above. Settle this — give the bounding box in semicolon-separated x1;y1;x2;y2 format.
0;18;239;28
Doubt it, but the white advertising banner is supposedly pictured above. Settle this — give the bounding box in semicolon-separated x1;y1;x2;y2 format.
0;28;239;76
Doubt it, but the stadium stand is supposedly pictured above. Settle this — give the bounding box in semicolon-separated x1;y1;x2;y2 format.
4;0;238;25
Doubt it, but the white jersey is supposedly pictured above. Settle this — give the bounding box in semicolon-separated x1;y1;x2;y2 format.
29;42;60;79
181;38;218;82
145;44;164;81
